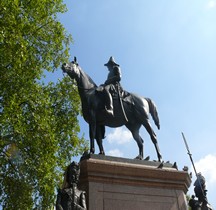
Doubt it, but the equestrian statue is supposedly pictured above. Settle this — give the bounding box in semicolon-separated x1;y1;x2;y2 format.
62;57;162;161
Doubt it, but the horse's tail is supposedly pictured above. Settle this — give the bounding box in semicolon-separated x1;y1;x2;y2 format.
146;98;160;130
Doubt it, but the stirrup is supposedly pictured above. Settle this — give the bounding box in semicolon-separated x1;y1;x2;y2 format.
105;107;114;116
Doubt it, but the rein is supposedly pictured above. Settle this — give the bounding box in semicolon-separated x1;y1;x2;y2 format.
62;71;96;91
76;84;95;91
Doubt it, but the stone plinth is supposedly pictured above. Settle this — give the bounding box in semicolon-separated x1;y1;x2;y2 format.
79;155;191;210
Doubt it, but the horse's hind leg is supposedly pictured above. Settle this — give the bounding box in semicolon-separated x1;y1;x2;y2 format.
126;123;143;160
143;120;162;162
96;138;104;155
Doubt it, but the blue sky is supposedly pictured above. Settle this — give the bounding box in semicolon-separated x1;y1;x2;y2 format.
54;0;216;206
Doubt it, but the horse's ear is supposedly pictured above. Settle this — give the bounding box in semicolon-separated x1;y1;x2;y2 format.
74;56;77;63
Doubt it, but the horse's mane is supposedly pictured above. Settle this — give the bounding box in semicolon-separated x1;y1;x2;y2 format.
79;66;98;87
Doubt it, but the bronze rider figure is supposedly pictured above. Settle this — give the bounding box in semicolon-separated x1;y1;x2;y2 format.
103;56;122;116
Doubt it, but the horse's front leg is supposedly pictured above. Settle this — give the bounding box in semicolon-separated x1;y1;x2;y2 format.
89;110;96;154
96;125;105;155
89;123;96;154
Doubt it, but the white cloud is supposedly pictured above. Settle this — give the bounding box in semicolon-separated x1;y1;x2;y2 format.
206;0;216;9
106;127;133;145
194;154;216;186
107;149;123;157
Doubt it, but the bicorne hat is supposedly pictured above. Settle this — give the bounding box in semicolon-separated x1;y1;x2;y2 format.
104;56;119;67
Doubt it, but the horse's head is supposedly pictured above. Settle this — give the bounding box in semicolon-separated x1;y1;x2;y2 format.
62;57;80;79
62;57;97;90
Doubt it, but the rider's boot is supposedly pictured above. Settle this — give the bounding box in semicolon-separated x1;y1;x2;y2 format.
104;88;114;116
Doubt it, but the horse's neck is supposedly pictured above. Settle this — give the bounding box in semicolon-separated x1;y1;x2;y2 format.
76;70;96;118
75;68;97;103
77;68;96;88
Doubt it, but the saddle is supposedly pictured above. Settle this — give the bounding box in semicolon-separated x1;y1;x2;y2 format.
96;84;132;103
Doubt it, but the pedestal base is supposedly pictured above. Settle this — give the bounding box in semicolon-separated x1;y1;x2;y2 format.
79;155;191;210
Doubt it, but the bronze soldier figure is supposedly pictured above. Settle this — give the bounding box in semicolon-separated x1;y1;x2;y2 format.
56;162;86;210
189;172;213;210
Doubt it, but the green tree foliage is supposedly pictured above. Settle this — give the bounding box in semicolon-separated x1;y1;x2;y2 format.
0;0;87;209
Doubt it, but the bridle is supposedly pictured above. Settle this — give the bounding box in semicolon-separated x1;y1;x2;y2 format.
62;63;96;91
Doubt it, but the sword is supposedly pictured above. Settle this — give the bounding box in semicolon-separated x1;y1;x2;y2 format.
117;84;128;122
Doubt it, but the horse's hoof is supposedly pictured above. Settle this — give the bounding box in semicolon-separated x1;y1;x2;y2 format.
135;155;143;160
158;157;163;162
144;156;150;161
157;161;164;169
82;150;89;157
99;152;105;155
90;150;95;154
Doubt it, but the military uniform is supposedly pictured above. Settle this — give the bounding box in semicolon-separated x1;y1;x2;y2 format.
103;56;122;115
56;162;87;210
56;187;86;210
194;173;207;204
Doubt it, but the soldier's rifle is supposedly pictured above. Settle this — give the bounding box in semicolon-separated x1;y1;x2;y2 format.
181;132;206;200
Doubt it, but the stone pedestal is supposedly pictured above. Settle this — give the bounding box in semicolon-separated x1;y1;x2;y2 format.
79;155;191;210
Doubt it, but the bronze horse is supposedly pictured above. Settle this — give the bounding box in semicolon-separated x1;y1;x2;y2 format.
62;58;162;161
